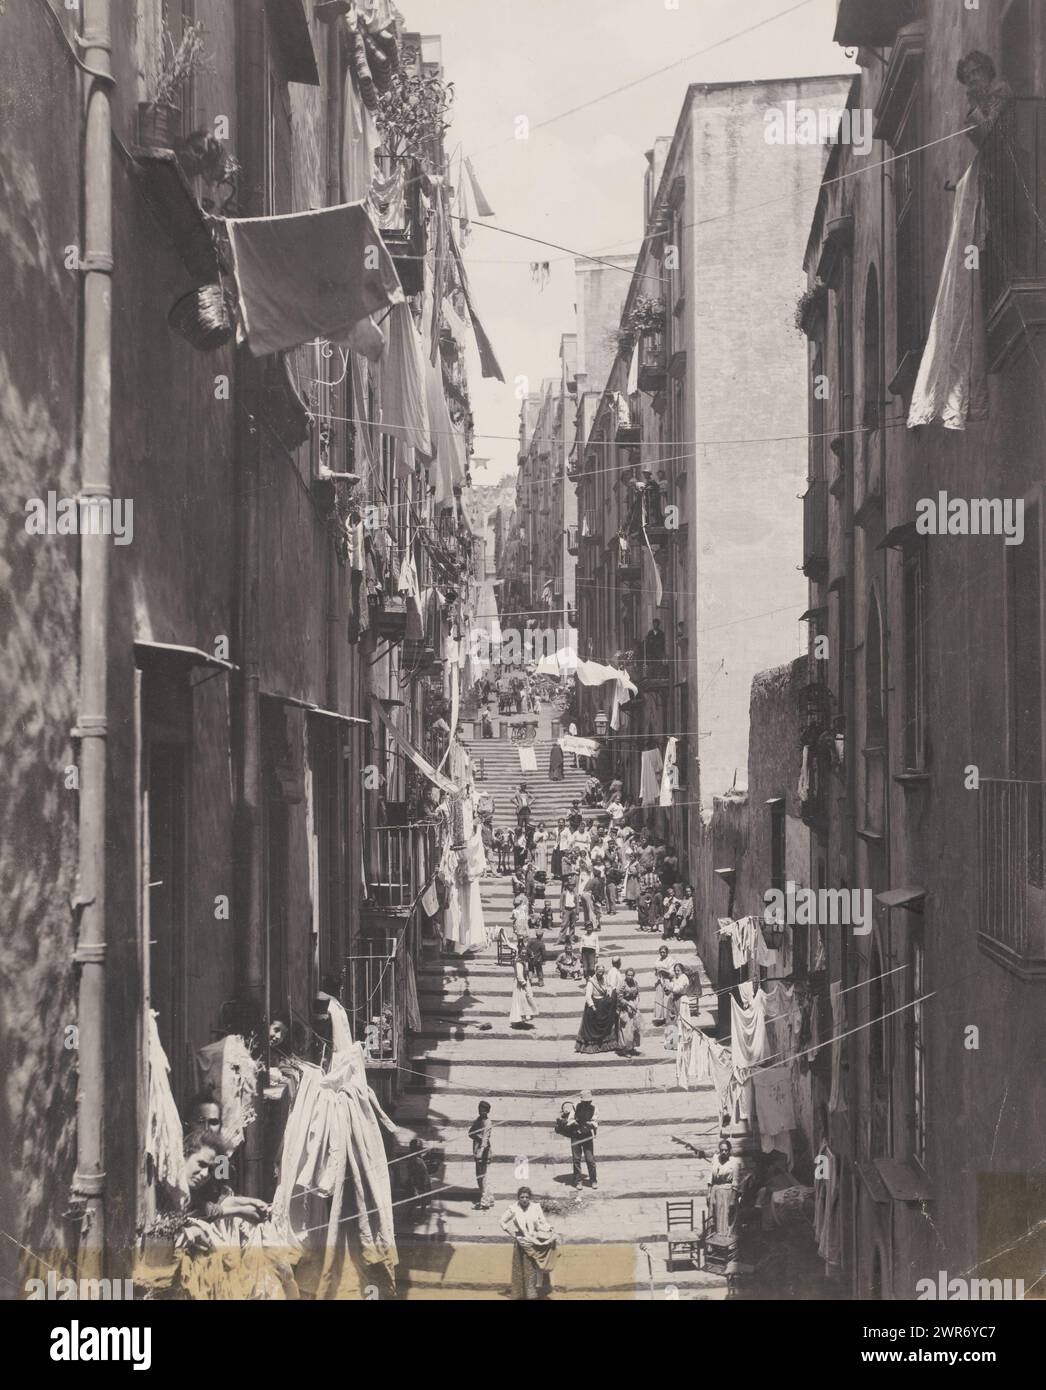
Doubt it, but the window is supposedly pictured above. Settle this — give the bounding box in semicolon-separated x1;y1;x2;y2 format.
862;265;881;433
902;550;926;771
894;99;924;371
911;938;927;1168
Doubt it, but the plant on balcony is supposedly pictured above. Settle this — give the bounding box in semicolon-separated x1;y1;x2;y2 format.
794;280;828;338
609;297;666;357
139;19;212;149
376;69;455;165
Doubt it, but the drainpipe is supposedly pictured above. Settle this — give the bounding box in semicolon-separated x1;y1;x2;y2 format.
236;0;266;1196
73;0;114;1276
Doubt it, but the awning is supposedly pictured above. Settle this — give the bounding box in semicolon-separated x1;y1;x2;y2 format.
371;696;459;795
261;691;368;724
134;640;238;671
876;886;926;913
226;200;403;357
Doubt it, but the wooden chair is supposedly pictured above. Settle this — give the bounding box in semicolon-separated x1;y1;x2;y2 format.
665;1198;703;1270
496;935;517;967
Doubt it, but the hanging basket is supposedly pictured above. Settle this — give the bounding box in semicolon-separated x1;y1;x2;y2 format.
168;283;235;352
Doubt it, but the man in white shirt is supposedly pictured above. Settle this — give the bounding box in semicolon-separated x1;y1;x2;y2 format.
580;925;600;979
603;956;624;992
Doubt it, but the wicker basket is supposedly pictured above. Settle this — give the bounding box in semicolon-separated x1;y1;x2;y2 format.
168;283;235;352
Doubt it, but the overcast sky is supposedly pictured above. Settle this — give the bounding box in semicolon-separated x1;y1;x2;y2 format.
403;0;855;481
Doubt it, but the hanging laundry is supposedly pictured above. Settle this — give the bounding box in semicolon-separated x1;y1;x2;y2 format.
659;736;678;806
341;63;379;202
404;953;422;1033
193;1032;259;1150
530;261;550;291
813;1142;842;1269
730;989;769;1078
445;203;504;381
226;201;402;358
422;356;467;506
146;1012;189;1207
752;982;799;1163
797;744;810;801
829;979;848;1113
347;314;387;363
640;747;663;806
907;156;987;430
518;744;538;774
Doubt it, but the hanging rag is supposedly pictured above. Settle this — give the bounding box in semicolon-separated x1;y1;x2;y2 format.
193;1033;259;1150
907;155;988;430
423;356;467;505
146;1011;189;1206
752;982;799;1163
640;747;663;806
659;736;678;806
226;201;403;358
404;953;422;1032
464;156;495;217
518;744;538;774
813;1142;842;1269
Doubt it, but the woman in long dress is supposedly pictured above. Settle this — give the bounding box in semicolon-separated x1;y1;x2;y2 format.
663;962;690;1051
532;822;549;875
652;946;678;1026
509;954;537;1029
548;740;564;781
574;965;619;1054
706;1139;743;1260
615;968;642;1055
500;1186;558;1300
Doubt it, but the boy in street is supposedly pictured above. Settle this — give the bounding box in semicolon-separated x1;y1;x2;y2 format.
560;858;579;944
468;1101;494;1210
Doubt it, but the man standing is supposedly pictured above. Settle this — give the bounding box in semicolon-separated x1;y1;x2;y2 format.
572;1091;599;1191
512;782;532;828
469;1101;495;1210
604;956;624;993
580;922;600;979
560;858;579;944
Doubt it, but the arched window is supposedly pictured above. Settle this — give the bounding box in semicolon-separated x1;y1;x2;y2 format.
862;265;881;431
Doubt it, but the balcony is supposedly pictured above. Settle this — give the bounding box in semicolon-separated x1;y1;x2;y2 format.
615;544;643;584
637;328;667;392
367;821;436;912
833;0;915;49
375;154;426;296
983;99;1046;371
802;480;829;581
566;524;579;555
978;778;1046;978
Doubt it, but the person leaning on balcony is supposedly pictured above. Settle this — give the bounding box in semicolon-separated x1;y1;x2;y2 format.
957;50;1014;149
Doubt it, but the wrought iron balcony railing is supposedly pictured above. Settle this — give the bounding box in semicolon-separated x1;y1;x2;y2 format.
978;777;1046;975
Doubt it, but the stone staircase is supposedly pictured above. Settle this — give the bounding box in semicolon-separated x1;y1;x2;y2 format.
391;809;728;1301
464;734;593;834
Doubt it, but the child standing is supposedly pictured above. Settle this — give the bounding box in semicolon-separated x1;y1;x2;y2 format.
468;1101;494;1210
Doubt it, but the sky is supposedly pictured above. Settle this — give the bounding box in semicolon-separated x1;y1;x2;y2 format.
403;0;856;482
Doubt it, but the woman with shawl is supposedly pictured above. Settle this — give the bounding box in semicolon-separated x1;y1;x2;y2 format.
664;962;690;1051
574;964;619;1054
500;1186;558;1300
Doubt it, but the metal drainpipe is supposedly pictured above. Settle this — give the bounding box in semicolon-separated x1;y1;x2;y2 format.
235;0;266;1195
73;0;114;1276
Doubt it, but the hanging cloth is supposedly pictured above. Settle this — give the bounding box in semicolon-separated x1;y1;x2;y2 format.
829;980;848;1113
659;736;678;806
422;357;466;505
341;62;379;203
907;156;987;430
730;989;770;1078
640;747;663;806
146;1011;190;1206
372;696;459;794
464;156;495;217
226;201;402;358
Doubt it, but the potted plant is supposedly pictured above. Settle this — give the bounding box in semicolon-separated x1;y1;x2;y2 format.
375;69;455;168
139;19;211;150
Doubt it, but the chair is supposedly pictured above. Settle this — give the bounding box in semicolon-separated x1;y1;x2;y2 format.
665;1198;703;1270
496;936;517;967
